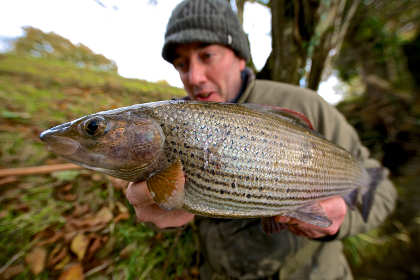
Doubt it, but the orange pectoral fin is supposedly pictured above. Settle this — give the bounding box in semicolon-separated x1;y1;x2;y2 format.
146;160;185;210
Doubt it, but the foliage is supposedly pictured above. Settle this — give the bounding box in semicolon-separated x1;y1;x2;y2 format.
253;0;360;90
12;27;118;73
331;1;420;278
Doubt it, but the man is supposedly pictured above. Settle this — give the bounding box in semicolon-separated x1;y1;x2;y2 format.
126;0;397;279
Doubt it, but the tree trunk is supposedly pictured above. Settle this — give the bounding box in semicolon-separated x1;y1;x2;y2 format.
255;0;360;90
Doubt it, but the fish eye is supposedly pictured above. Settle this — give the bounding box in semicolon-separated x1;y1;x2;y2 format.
82;116;107;137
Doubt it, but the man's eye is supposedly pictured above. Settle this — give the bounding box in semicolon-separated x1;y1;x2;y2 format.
202;52;212;60
174;61;186;71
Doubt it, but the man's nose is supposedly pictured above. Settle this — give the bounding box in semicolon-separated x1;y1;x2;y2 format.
187;59;206;85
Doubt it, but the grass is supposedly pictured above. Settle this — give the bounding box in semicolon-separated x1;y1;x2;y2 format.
0;53;198;279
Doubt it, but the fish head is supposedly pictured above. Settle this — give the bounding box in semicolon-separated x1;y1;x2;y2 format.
40;110;165;181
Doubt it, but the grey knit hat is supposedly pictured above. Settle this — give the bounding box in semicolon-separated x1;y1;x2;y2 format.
162;0;250;63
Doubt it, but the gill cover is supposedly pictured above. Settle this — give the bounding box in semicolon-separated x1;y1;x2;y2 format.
77;112;166;181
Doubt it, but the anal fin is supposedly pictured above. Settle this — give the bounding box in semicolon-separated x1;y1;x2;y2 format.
286;203;332;228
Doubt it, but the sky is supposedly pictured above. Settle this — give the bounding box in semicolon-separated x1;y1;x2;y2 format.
0;0;342;104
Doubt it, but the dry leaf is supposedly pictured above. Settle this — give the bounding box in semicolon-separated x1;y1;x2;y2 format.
62;183;73;192
37;231;64;247
91;174;103;181
71;204;89;218
1;264;25;279
0;176;18;186
116;201;128;213
0;209;8;219
85;235;102;260
119;243;137;259
70;233;89;261
54;255;71;270
48;244;68;268
94;207;113;225
25;247;47;275
114;212;130;223
58;263;84;280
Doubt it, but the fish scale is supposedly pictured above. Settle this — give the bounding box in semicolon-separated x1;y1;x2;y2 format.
40;100;379;227
147;101;366;218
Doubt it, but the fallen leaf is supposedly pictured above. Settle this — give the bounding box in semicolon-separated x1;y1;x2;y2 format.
57;183;77;201
25;247;47;275
13;203;30;212
70;233;89;261
0;176;18;186
1;264;25;279
96;236;115;259
54;255;71;270
116;201;128;213
33;227;55;242
62;183;73;192
62;193;77;201
71;204;90;218
85;234;103;260
48;244;68;268
119;243;137;259
91;174;103;181
114;212;130;223
190;266;200;277
94;207;113;225
58;263;84;280
37;231;64;246
0;209;8;219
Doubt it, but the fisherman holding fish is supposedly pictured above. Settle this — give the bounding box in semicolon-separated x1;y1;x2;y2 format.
39;0;397;279
124;1;396;279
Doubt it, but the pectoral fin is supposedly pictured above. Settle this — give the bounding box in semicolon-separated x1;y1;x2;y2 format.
146;160;185;210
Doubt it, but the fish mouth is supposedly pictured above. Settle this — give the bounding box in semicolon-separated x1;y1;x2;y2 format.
40;128;80;156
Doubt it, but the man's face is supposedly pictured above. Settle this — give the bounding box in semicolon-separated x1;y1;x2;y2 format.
172;43;246;102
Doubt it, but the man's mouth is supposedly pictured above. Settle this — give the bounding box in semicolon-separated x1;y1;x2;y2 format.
195;92;223;102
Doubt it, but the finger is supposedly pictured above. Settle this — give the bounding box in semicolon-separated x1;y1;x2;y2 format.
274;215;291;223
125;181;154;206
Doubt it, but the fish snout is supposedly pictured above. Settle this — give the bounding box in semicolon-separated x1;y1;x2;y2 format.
40;122;73;141
40;123;80;156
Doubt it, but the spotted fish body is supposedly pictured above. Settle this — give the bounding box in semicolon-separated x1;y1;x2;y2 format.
40;100;378;227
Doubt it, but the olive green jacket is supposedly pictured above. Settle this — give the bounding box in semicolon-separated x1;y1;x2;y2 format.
197;74;397;280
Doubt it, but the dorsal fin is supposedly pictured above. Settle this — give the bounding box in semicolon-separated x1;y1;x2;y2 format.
241;103;314;130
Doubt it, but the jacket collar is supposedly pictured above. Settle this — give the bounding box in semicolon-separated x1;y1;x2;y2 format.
236;68;255;104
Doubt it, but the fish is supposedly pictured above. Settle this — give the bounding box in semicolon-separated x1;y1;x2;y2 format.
40;100;381;231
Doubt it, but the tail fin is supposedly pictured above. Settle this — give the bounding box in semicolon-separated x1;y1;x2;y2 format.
344;167;384;222
360;167;384;221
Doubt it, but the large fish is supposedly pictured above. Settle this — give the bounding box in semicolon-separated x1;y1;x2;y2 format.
40;100;381;230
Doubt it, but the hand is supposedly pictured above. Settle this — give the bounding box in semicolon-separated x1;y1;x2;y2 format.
125;177;194;229
274;196;347;239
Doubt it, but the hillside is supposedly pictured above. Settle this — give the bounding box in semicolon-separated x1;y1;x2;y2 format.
0;53;200;279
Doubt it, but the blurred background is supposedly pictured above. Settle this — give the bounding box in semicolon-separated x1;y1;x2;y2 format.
0;0;419;279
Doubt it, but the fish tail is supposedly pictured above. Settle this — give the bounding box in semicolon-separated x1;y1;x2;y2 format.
345;167;384;222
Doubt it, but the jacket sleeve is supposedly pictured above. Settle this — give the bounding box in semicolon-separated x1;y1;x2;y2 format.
304;95;397;239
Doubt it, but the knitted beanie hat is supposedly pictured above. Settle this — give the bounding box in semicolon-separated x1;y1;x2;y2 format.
162;0;250;63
